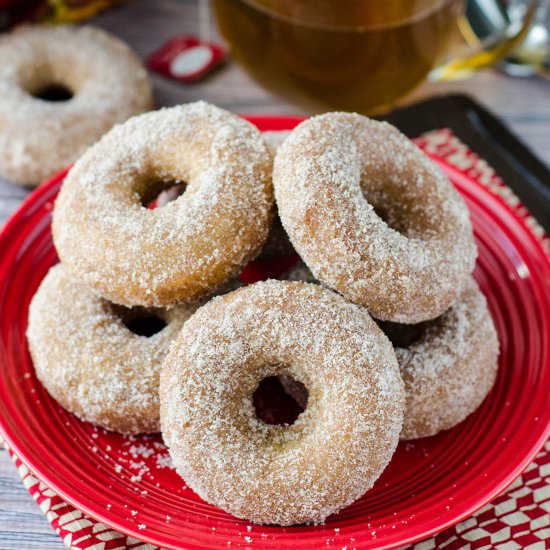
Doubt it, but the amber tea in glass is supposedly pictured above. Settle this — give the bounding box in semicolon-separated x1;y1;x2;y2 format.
214;0;464;113
214;0;540;113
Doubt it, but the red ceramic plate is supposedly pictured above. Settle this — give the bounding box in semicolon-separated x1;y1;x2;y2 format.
0;116;549;550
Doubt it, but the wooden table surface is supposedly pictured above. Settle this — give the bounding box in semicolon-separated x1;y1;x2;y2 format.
0;1;549;548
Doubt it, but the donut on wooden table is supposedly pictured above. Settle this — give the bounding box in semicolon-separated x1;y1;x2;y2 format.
0;25;152;186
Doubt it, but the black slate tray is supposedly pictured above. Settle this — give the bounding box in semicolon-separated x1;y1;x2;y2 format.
381;94;550;232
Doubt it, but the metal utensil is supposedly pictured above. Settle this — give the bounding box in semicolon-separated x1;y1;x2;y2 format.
467;0;550;77
501;0;550;76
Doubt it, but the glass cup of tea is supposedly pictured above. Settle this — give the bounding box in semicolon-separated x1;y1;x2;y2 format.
213;0;539;113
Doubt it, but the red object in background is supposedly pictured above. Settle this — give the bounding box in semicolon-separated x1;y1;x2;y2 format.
0;117;549;549
240;254;299;284
148;35;225;82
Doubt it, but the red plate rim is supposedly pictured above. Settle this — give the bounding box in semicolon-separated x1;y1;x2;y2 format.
0;115;549;549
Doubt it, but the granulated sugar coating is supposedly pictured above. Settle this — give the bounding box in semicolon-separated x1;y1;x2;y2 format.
390;278;499;439
279;265;499;440
52;101;274;307
273;113;477;324
160;280;404;525
0;25;152;186
26;264;197;434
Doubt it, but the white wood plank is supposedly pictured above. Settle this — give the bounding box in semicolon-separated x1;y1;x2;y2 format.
0;449;65;549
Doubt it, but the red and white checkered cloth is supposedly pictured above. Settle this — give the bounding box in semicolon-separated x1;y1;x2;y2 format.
3;128;549;549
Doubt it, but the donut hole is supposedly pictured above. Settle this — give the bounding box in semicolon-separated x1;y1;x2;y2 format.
365;188;437;237
124;315;167;337
113;305;167;337
139;180;186;209
32;83;74;102
253;375;308;426
369;198;415;236
376;319;430;348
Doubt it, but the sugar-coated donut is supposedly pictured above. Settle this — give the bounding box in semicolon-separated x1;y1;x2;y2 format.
273;113;477;324
160;280;404;525
53;102;274;307
0;25;152;186
378;278;499;439
26;264;197;434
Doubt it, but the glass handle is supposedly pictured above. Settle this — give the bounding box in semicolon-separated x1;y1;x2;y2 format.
431;0;540;81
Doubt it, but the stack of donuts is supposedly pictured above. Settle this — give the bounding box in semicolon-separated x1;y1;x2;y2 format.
27;101;499;526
